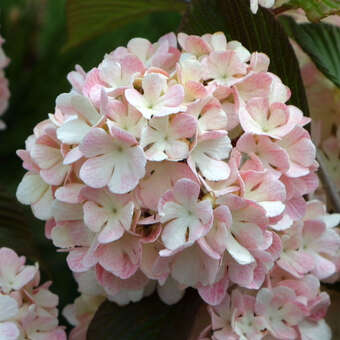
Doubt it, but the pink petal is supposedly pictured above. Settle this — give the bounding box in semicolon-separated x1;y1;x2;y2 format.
67;248;90;272
198;272;229;306
79;128;114;157
0;322;20;340
80;153;114;189
158;84;184;108
97;236;141;279
55;184;84;204
173;178;200;205
157;277;185;305
108;122;137;146
83;201;107;232
170;113;197;139
107;145;146;194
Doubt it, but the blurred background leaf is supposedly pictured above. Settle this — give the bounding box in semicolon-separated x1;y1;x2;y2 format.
88;289;202;340
179;0;310;116
65;0;187;49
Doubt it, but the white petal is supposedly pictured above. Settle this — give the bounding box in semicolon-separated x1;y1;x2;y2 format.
258;201;285;218
225;233;254;265
0;295;18;321
57;117;91;144
157;277;185;305
16;173;48;205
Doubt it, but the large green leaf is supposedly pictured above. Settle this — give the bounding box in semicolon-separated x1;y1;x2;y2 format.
87;289;202;340
285;0;340;22
65;0;187;49
280;16;340;88
179;0;310;116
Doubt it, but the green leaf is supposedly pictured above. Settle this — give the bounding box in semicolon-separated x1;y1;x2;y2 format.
87;289;202;340
65;0;187;49
285;0;340;22
179;0;310;116
280;16;340;88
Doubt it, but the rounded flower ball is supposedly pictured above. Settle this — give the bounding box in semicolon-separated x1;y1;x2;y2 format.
16;32;340;339
0;247;66;340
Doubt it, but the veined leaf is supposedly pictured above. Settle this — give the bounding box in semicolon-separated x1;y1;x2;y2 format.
179;0;310;115
280;16;340;88
87;289;201;340
285;0;340;22
65;0;187;49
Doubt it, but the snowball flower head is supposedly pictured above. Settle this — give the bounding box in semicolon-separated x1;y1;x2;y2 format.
15;30;339;339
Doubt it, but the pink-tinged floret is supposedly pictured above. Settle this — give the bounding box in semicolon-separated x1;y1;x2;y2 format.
79;123;146;194
159;178;213;251
140;113;196;161
0;248;37;294
237;96;302;139
80;187;134;244
125;72;185;119
202;50;247;87
255;286;304;339
188;131;232;181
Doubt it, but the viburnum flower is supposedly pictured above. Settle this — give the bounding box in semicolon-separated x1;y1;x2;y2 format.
98;54;144;96
255;286;304;339
15;31;339;339
80;187;134;244
236;96;303;139
0;248;66;340
140;113;196;161
55;93;103;145
202;50;247;86
125;72;185;119
188;131;232;181
206;275;332;340
79;123;146;194
159;178;213;250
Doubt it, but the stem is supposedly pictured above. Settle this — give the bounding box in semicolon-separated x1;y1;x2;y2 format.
272;5;291;16
316;149;340;213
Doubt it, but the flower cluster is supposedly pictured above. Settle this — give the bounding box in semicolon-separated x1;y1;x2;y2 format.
202;281;332;340
15;31;340;339
0;33;10;129
0;247;66;340
200;200;340;340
